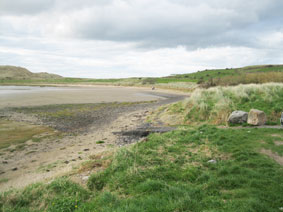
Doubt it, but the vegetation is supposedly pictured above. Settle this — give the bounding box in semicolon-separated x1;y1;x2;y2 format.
0;120;55;149
1;65;283;211
165;65;283;87
1;126;283;211
1;64;283;89
0;65;62;80
157;83;283;125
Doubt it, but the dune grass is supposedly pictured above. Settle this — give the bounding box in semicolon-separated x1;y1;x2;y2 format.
1;125;283;211
160;83;283;125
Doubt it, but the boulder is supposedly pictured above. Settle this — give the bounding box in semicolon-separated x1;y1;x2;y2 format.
247;109;266;126
228;110;248;124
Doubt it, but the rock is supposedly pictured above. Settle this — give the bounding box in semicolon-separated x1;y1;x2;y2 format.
83;148;90;151
64;161;69;164
207;159;217;164
228;110;248;124
12;167;18;171
2;161;8;164
280;112;283;126
82;176;89;181
247;109;266;126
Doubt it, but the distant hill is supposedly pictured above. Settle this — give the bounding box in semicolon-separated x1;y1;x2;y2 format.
1;64;283;88
157;64;283;87
0;65;62;80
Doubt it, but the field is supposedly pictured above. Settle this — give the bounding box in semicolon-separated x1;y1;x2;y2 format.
1;65;283;90
1;126;283;211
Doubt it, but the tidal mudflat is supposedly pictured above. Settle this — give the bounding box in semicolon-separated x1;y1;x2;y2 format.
0;85;175;108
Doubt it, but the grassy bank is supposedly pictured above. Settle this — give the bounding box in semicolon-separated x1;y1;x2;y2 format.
1;126;283;211
2;65;283;90
157;83;283;125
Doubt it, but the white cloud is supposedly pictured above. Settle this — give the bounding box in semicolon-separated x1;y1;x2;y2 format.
0;0;282;78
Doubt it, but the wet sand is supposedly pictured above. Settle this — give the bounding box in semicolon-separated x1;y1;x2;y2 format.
0;86;169;109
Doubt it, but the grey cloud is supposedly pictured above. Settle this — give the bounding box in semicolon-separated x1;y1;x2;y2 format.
69;0;283;49
0;0;55;15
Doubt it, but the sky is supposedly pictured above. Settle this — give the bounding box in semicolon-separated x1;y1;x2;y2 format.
0;0;283;78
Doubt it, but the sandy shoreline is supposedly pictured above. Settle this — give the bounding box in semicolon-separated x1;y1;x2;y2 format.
0;85;188;109
0;86;187;192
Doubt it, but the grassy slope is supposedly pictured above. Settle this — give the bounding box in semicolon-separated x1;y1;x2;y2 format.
162;65;283;85
157;83;283;126
1;65;283;89
0;66;62;80
1;126;283;211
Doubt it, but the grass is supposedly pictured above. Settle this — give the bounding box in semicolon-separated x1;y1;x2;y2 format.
164;64;283;86
37;161;61;173
158;83;283;125
1;65;283;89
2;65;283;91
0;179;9;184
1;125;283;211
0;120;55;149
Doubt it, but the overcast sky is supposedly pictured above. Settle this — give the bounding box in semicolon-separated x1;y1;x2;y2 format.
0;0;283;78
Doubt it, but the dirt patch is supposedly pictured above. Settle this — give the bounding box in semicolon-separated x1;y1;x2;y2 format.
274;141;283;146
260;149;283;166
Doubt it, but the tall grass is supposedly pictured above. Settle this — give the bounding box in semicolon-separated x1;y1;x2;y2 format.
166;83;283;125
212;72;283;86
155;82;198;91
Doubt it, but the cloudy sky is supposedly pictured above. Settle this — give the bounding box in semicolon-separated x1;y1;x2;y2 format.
0;0;283;78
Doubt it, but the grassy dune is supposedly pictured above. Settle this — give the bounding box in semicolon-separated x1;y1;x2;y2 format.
157;83;283;125
1;126;283;211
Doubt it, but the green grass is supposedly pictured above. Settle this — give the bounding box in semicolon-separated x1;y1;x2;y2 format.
1;126;283;211
2;65;283;89
164;64;283;86
0;120;55;149
160;83;283;125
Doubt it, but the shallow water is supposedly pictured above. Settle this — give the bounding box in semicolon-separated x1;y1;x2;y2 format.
0;86;65;95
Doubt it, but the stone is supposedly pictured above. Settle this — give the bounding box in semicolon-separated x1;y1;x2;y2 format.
207;159;217;164
228;110;248;124
247;109;266;126
12;167;18;171
280;112;283;126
